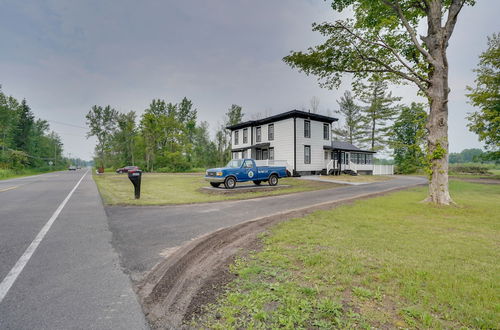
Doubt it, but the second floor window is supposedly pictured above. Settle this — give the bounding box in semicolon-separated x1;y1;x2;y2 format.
256;126;262;142
304;120;311;138
268;124;274;140
323;123;329;140
243;128;248;144
234;131;239;145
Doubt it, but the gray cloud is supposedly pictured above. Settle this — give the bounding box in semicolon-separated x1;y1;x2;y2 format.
1;0;498;159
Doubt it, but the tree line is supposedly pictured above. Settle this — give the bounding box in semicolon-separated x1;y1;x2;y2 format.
0;87;66;171
86;98;244;172
331;78;427;174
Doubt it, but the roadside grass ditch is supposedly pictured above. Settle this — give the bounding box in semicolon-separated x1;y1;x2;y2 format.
93;172;340;205
194;180;500;329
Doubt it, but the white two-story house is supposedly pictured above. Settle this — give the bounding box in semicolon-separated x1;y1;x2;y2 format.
227;110;386;176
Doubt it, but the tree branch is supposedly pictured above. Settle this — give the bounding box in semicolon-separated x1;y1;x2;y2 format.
334;21;430;92
382;0;436;65
444;0;466;42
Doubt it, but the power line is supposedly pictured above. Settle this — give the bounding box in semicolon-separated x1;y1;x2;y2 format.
46;119;87;130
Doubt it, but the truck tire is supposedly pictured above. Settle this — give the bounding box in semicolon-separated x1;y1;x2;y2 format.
268;174;278;186
224;176;236;189
210;182;221;188
253;180;262;185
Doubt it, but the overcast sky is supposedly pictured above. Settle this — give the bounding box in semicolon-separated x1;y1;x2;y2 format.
1;0;498;160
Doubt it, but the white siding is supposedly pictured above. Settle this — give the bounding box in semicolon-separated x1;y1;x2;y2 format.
295;118;331;172
269;118;294;169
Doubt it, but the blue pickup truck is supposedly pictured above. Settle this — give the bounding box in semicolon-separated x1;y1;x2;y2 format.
205;158;288;189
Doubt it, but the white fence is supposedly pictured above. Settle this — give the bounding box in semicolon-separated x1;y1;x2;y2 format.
373;164;394;175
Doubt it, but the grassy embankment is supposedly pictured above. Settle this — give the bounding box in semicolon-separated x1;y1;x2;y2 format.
0;167;62;180
197;181;500;329
94;172;340;205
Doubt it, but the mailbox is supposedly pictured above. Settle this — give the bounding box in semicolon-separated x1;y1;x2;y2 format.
127;170;142;199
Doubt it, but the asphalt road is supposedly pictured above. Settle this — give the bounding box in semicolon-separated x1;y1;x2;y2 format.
0;170;147;330
106;175;427;281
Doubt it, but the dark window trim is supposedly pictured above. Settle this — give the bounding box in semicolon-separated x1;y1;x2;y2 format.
304;120;311;138
268;124;274;141
269;147;274;160
304;145;311;164
243;128;248;144
256;126;262;143
323;123;329;140
234;130;239;145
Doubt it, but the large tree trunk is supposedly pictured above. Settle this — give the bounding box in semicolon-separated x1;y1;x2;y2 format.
425;23;453;205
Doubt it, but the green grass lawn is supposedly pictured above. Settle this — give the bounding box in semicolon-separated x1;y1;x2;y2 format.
196;181;500;329
0;168;61;180
94;172;339;205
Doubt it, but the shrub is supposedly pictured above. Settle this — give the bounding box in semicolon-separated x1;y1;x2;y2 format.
449;165;491;175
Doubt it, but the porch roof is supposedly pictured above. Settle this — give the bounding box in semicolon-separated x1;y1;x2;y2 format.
325;141;376;154
231;142;270;152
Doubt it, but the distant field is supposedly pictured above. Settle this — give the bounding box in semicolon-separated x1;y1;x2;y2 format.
197;181;500;329
94;172;340;205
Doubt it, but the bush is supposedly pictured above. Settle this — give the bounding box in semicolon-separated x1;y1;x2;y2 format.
449;165;491;175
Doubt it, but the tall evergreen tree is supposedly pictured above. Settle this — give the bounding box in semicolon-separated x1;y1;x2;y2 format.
332;91;365;144
13;99;34;154
356;78;400;152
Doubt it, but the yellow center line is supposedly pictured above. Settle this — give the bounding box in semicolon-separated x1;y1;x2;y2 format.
0;186;18;192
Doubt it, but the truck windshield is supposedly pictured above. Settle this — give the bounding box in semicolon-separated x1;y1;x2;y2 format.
226;159;244;168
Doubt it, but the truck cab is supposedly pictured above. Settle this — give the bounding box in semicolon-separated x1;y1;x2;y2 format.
205;158;287;189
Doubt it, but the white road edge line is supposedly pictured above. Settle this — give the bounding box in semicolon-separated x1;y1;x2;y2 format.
0;169;89;304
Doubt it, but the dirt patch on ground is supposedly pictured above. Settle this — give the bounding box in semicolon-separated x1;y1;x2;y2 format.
199;184;291;194
136;184;425;329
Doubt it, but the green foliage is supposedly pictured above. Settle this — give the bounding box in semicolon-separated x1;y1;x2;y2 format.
448;165;491;175
332;91;365;144
356;76;401;151
390;102;427;174
466;33;500;160
198;181;500;329
449;148;484;163
88;98;240;172
0;86;66;170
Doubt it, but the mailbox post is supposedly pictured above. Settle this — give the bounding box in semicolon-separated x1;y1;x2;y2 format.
128;170;142;199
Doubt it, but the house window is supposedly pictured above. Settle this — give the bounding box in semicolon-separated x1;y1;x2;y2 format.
268;124;274;140
234;131;239;145
304;120;311;138
304;145;311;164
269;147;274;160
243;128;248;144
262;149;269;160
323;124;329;140
324;151;329;160
256;149;262;160
256;126;262;143
366;154;372;165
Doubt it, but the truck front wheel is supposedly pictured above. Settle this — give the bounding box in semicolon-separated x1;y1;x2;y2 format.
268;174;278;186
210;182;221;188
253;180;262;185
224;176;236;189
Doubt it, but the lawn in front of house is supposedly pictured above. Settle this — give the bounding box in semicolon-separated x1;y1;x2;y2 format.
316;174;393;183
94;172;340;205
196;180;500;329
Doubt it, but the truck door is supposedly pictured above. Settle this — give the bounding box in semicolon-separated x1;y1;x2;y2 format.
239;160;255;180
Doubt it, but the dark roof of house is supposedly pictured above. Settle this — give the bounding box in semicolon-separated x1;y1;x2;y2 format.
226;110;338;130
328;141;376;153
